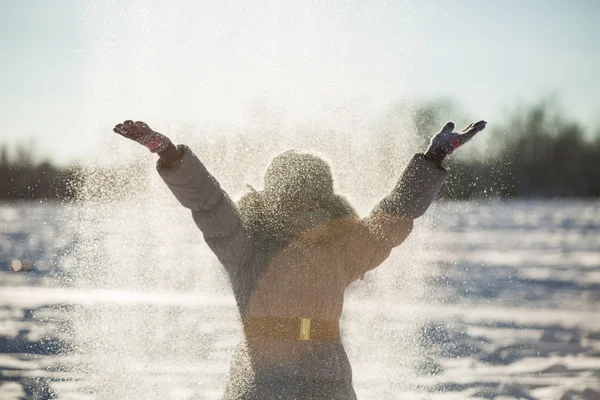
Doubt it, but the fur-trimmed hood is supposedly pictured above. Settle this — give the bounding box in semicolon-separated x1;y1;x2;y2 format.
237;150;358;245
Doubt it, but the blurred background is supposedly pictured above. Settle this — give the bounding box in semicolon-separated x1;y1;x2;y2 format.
2;0;600;200
1;1;599;399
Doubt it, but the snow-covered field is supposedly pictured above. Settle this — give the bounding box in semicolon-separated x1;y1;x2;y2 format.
1;200;599;399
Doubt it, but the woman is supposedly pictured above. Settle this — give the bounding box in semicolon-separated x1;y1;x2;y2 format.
113;118;486;399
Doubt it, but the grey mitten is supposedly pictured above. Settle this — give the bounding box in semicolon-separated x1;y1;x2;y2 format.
425;120;487;166
113;120;172;153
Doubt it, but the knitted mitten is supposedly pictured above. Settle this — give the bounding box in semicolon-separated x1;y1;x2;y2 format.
113;120;172;153
425;120;487;166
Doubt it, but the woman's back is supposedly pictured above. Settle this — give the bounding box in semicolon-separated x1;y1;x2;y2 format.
113;118;486;399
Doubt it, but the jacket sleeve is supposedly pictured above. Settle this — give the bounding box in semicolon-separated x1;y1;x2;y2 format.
156;145;253;274
344;154;448;283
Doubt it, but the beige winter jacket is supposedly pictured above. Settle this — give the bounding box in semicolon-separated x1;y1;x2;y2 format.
157;145;448;399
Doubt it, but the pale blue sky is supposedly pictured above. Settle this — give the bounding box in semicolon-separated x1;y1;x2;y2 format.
1;0;599;164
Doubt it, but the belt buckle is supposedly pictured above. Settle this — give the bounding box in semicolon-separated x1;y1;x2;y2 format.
298;317;311;340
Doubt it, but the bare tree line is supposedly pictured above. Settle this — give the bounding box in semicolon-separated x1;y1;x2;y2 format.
1;100;599;201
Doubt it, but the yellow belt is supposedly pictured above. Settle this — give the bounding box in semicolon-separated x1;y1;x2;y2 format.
243;317;340;341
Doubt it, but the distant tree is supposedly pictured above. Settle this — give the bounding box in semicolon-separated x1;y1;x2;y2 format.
2;100;599;201
0;141;78;200
486;101;600;197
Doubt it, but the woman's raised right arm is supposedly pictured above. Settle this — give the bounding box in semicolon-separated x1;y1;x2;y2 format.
342;120;487;284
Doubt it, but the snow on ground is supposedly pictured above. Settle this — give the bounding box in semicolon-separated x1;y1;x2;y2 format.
1;200;599;399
